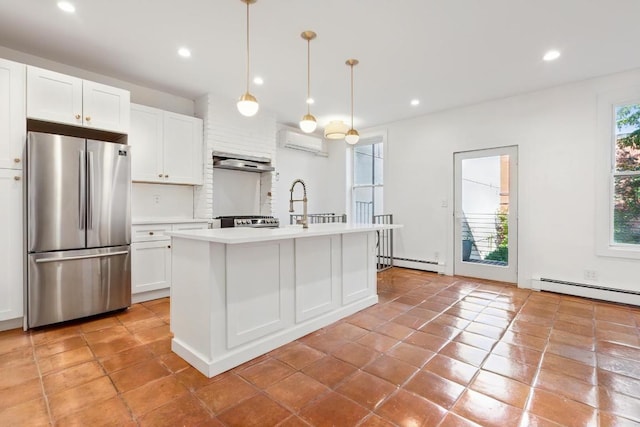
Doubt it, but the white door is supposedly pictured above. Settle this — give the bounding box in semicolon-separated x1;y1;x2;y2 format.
0;58;25;170
454;146;518;283
0;169;23;321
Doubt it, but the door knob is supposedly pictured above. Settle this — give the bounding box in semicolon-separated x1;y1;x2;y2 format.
149;231;154;236
85;116;91;122
13;158;20;163
75;114;81;120
167;245;171;249
14;176;20;181
158;174;163;178
164;174;169;178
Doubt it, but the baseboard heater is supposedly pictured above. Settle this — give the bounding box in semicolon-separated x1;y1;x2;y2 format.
393;257;443;274
532;277;640;306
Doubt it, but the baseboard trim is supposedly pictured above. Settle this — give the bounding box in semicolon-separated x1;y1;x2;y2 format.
0;317;23;332
132;288;170;304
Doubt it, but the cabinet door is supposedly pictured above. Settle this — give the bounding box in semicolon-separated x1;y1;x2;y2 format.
0;169;23;321
26;66;83;127
163;112;203;185
131;240;171;294
0;58;26;170
83;80;130;133
129;104;164;183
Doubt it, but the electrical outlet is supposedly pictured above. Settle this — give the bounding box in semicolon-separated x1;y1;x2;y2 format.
584;269;598;281
153;194;161;204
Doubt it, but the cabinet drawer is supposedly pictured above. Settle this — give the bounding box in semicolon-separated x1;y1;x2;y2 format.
172;222;209;231
132;224;172;242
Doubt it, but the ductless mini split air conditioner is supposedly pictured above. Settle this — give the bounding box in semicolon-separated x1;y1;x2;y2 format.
278;129;325;155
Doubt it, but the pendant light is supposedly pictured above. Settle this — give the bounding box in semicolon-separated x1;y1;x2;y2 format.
345;59;360;145
324;120;348;139
299;31;317;133
237;0;259;117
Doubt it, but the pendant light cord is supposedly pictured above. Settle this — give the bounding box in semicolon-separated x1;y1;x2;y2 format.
307;38;311;115
350;64;354;129
246;1;250;92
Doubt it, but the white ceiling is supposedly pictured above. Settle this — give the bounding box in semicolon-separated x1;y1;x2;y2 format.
1;0;639;132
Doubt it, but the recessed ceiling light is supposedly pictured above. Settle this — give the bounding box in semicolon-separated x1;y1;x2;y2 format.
177;47;191;58
306;97;314;105
410;99;420;106
543;50;561;61
57;1;75;13
253;76;264;85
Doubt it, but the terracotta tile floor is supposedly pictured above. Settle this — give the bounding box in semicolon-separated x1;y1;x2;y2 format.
1;268;640;426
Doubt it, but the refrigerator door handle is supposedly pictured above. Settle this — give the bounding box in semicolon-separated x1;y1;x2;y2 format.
87;151;94;230
34;250;129;263
79;151;86;230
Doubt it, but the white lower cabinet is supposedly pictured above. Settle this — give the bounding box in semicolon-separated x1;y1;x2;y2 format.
0;169;23;323
132;240;172;294
131;221;208;302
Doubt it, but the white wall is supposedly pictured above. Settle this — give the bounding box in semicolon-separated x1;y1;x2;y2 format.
131;184;195;218
380;67;640;291
274;131;347;225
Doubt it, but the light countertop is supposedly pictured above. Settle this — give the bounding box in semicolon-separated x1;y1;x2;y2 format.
132;218;211;225
166;222;402;245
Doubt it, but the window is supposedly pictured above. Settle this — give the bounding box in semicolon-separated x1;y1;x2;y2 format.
352;139;383;223
613;103;640;245
596;88;640;259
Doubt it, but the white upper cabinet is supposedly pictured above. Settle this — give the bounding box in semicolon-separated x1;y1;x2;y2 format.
27;66;130;133
130;103;203;185
82;80;130;132
130;104;163;182
0;58;26;170
164;111;203;185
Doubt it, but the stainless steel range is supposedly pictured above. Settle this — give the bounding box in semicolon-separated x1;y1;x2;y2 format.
218;215;280;228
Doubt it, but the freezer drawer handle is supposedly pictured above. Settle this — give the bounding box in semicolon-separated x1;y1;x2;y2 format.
35;250;129;263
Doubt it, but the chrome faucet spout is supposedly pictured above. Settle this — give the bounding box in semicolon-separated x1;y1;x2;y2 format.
289;179;309;228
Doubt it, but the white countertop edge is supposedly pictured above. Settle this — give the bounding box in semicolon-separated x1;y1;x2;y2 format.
166;223;402;244
132;218;211;225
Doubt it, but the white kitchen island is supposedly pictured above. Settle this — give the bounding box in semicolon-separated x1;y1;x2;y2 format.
166;223;401;378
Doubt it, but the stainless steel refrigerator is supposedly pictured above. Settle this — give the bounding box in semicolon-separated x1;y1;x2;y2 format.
26;132;131;328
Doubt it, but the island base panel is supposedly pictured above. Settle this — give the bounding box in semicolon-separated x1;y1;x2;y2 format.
172;294;377;378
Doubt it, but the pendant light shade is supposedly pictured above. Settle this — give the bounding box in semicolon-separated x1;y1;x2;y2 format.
324;120;348;139
300;114;317;133
345;59;360;145
345;128;360;145
299;31;317;133
237;0;259;117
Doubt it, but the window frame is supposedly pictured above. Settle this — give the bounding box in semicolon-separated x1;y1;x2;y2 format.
349;132;386;224
596;87;640;259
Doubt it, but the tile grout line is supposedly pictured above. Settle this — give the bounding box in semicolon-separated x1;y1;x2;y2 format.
515;291;556;425
28;331;54;426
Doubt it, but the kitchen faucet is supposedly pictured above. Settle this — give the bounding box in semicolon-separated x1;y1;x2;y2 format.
289;179;308;228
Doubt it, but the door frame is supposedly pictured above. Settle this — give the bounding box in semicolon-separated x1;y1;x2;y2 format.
453;146;518;283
